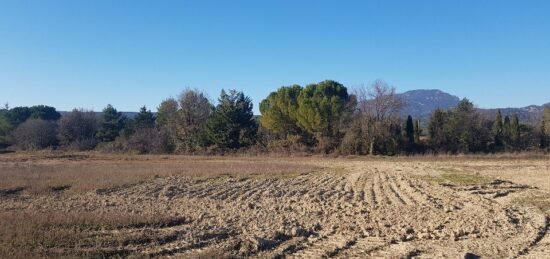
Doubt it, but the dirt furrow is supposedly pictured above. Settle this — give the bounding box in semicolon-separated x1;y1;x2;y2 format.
285;234;356;259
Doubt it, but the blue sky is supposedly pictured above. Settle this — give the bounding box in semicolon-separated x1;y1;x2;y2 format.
1;0;549;113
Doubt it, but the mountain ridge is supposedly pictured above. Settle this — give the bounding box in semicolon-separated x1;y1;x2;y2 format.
398;89;548;124
58;90;548;124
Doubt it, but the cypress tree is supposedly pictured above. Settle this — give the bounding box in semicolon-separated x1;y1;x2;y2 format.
414;119;421;144
541;119;548;149
503;115;511;148
510;114;520;150
492;110;503;151
405;115;414;152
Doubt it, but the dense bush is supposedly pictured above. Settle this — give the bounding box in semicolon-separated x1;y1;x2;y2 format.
13;119;58;150
127;127;170;154
58;109;98;150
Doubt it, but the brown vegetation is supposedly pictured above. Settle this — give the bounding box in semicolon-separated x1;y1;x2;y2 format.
1;153;549;258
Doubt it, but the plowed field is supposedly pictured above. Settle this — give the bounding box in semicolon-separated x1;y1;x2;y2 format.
1;154;549;258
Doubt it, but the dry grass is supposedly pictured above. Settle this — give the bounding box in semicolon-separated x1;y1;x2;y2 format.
0;211;188;258
2;152;550;258
419;173;491;186
0;152;321;257
0;152;320;195
513;193;550;214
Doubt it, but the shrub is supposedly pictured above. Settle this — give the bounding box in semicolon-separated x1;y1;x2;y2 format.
127;127;170;154
13;119;58;150
58;109;98;150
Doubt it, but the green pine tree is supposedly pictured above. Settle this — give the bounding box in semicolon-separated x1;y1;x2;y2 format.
510;114;520;150
134;106;155;129
96;104;125;142
259;85;303;136
404;115;414;152
502;115;511;148
492;110;504;151
295;80;352;152
206;90;257;149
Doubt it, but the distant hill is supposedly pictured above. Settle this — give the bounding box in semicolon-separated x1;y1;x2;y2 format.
398;89;548;124
59;111;139;119
398;89;460;120
478;104;549;124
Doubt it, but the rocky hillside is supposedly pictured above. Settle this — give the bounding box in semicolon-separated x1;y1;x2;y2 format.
399;89;548;124
398;89;460;119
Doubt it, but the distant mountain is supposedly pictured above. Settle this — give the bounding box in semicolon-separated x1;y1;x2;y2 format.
478;104;549;124
59;111;139;119
398;89;460;119
398;89;548;124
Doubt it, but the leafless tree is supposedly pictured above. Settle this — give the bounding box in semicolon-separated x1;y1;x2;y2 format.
350;80;405;154
356;80;405;122
57;109;98;150
127;126;166;154
13;119;58;150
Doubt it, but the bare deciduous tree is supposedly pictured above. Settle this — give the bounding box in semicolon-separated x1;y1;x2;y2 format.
58;109;98;150
351;80;405;155
358;80;405;122
13;119;58;150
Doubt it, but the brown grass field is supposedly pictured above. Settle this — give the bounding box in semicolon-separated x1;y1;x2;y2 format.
0;152;549;258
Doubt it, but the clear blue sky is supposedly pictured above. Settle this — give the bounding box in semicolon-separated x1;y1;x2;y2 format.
1;0;549;113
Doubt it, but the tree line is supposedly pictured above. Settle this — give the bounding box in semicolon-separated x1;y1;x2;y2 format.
1;80;549;155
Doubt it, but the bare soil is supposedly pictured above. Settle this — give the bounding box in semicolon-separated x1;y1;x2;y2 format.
0;153;549;258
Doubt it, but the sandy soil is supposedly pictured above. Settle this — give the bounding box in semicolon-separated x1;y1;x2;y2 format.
0;155;549;258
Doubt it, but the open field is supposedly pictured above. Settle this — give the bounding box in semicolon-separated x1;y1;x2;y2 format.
1;153;549;258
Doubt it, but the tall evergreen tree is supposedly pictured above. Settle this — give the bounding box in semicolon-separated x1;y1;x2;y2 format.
492;110;504;151
510;114;520;150
134;106;156;129
206;90;257;149
404;115;414;152
428;109;448;151
413;119;421;144
0;113;12;144
96;105;125;142
541;119;548;149
540;108;550;150
503;115;511;148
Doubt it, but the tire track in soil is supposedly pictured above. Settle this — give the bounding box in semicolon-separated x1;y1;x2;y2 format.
26;161;549;258
284;234;357;259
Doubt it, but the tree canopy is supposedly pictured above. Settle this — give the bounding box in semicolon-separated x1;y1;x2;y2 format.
96;104;126;142
259;85;303;136
206;89;257;149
